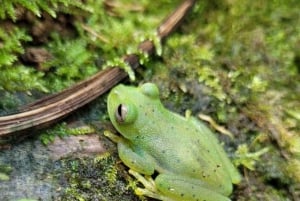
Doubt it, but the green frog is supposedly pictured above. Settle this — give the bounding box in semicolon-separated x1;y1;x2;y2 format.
105;83;241;201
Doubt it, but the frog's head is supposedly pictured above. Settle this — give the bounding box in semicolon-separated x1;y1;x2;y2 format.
107;83;162;139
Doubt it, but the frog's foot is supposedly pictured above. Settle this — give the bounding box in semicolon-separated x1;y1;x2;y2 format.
129;169;174;201
104;130;123;143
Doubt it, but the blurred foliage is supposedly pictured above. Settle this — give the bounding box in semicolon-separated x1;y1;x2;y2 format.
234;144;269;171
0;163;12;181
0;0;88;21
158;0;300;200
0;0;179;96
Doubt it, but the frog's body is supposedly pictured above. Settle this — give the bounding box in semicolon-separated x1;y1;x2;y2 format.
106;83;241;201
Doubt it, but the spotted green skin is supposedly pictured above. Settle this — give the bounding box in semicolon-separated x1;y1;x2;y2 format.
107;83;241;201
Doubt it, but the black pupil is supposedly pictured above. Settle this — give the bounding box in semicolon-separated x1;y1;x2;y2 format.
116;104;125;122
117;104;123;117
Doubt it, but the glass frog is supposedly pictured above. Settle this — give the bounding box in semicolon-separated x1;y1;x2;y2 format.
105;83;241;201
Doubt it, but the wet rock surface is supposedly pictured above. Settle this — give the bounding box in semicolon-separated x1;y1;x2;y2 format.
47;134;107;161
0;139;57;201
0;134;114;201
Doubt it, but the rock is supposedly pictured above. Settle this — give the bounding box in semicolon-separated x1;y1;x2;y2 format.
47;134;107;160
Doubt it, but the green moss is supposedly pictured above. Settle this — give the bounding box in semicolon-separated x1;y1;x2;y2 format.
55;154;139;201
44;35;99;92
0;27;46;92
234;144;269;171
1;0;300;200
0;28;30;65
149;1;300;199
0;163;12;181
0;0;182;110
39;122;95;145
0;0;88;21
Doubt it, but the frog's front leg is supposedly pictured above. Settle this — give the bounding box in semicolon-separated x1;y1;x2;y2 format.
105;130;155;175
155;174;231;201
118;142;156;175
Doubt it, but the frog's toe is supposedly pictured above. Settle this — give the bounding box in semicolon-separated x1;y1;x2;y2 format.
104;130;123;143
135;187;172;201
129;169;156;192
129;169;173;201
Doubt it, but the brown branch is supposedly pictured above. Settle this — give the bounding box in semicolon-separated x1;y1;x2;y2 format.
0;0;196;137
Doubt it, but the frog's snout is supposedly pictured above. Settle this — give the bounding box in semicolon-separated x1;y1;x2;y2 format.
108;90;119;102
112;89;119;95
108;85;125;103
108;84;133;105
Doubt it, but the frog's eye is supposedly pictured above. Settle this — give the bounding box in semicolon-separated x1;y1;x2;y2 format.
140;83;159;99
115;103;137;124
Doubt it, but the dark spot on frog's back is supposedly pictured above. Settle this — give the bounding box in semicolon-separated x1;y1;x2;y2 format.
135;135;142;141
201;171;210;178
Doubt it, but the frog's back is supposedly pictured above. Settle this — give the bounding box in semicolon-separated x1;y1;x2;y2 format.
144;110;235;195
